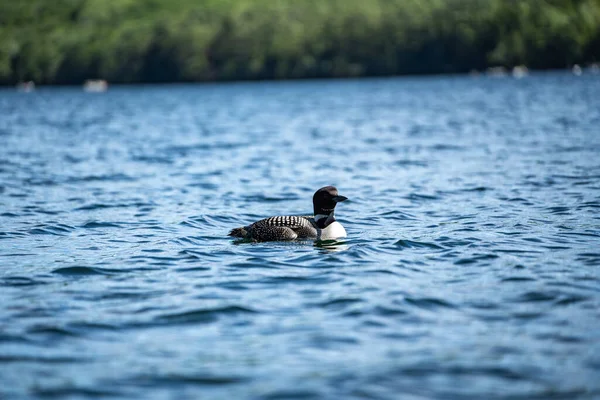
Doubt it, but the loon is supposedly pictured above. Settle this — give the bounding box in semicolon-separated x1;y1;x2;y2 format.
228;186;348;242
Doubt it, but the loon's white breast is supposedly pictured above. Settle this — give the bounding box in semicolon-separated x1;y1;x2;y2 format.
319;221;346;240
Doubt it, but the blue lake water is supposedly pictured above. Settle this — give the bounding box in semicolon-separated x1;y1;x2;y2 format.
1;73;599;399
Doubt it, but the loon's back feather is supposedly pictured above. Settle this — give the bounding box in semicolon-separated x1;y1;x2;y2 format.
229;215;317;241
262;215;313;228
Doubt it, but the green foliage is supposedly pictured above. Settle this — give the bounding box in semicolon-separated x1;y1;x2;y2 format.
1;0;599;84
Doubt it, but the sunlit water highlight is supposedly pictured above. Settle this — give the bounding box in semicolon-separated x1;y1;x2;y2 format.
1;73;600;399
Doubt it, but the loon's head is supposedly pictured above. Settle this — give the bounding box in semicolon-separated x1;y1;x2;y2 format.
313;186;347;227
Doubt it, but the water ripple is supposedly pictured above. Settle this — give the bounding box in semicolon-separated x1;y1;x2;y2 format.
52;266;121;276
155;306;257;325
1;74;599;399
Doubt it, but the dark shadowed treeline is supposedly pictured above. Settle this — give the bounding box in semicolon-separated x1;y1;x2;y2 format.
1;0;599;85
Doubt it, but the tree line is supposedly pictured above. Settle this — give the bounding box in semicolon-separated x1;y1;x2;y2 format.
1;0;599;85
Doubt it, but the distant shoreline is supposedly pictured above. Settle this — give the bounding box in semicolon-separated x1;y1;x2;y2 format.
3;68;598;89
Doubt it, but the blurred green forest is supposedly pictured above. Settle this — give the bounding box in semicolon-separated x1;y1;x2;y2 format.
1;0;599;84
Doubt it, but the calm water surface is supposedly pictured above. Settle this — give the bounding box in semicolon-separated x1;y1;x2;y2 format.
1;73;600;399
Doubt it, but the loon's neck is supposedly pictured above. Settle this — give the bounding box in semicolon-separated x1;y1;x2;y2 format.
314;213;335;229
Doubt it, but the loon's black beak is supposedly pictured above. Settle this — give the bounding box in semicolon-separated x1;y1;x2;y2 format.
332;195;348;203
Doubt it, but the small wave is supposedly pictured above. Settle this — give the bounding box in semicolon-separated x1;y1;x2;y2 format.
577;201;600;209
31;387;123;398
463;186;490;192
535;333;583;343
19;205;62;215
98;291;162;301
260;390;325;400
430;144;466;151
24;177;59;186
0;333;31;344
179;249;220;260
394;239;444;250
164;141;249;155
516;291;558;303
500;276;536;282
66;173;135;183
379;210;417;220
554;294;589;306
504;197;533;204
129;255;188;265
373;305;408;316
131;155;174;164
394;159;428;167
454;254;498;265
576;253;600;266
361;268;405;277
182;214;240;228
180;220;201;229
242;194;301;202
547;206;571;214
81;221;123;228
155;305;256;325
27;223;74;236
436;236;474;247
0;354;87;364
75;202;150;211
186;182;220;190
75;203;119;211
404;193;441;202
52;266;117;276
0;231;17;239
553;173;600;180
404;296;456;309
559;231;600;238
139;373;249;386
64;320;119;332
314;297;364;310
261;275;334;285
2;276;47;286
495;248;543;255
28;324;79;337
